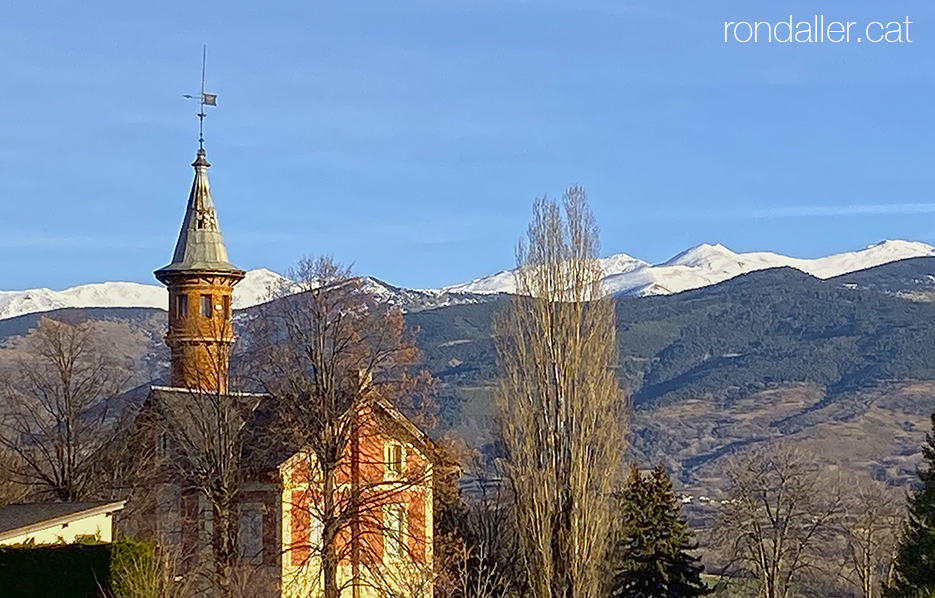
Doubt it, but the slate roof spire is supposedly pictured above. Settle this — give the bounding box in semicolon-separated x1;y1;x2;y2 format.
155;148;243;278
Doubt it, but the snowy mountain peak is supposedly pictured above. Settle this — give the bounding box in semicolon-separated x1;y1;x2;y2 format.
0;269;290;321
442;270;517;295
663;243;738;267
863;239;933;255
599;253;650;273
444;252;650;296
447;239;935;298
3;240;934;322
233;269;290;308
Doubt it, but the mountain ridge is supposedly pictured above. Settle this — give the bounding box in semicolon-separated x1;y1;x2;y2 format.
2;239;933;321
0;268;289;321
446;239;935;296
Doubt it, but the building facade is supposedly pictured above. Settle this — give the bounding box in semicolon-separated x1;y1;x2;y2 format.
279;400;436;598
129;147;441;598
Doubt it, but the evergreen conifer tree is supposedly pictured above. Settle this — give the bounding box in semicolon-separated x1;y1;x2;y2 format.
885;411;935;598
607;464;709;598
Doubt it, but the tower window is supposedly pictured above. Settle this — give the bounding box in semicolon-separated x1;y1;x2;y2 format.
176;294;188;319
222;295;231;320
200;294;213;318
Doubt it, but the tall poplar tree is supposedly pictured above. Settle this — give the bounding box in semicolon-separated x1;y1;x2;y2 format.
495;186;624;598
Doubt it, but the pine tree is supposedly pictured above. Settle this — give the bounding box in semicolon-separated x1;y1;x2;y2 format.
885;411;935;598
607;464;710;598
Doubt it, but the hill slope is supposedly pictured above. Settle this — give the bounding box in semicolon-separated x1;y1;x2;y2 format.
4;257;935;495
413;259;935;404
410;258;935;490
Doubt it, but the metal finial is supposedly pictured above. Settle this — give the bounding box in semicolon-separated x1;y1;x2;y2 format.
182;45;217;151
198;45;206;150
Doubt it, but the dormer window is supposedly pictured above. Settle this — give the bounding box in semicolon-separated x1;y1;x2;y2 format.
195;209;217;231
200;294;213;319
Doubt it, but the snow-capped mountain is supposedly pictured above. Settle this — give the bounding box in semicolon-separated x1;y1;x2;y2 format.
444;240;935;297
360;277;500;312
0;269;288;321
0;269;493;321
3;240;934;321
443;253;650;296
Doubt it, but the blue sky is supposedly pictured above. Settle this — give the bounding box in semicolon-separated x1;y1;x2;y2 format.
1;0;933;290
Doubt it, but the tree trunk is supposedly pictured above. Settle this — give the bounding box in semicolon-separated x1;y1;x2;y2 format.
214;496;237;598
322;466;340;598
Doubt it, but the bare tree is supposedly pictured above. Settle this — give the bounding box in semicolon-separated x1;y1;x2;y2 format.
151;391;258;597
715;447;844;598
494;187;624;598
838;477;903;598
445;465;523;598
0;317;140;500
0;445;28;505
146;315;262;598
244;256;436;598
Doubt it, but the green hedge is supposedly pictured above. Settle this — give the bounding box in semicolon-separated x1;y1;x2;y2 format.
0;540;152;598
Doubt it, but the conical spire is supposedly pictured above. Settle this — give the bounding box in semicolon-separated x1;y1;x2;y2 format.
155;149;243;278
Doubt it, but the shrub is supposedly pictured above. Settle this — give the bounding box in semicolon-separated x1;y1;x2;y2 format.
0;540;153;598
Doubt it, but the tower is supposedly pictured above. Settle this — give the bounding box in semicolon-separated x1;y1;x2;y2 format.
155;148;244;393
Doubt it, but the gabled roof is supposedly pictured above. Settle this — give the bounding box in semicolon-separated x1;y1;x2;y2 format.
154;149;244;280
145;385;270;468
0;501;126;542
267;391;456;473
141;385;454;476
369;395;455;468
143;385;280;474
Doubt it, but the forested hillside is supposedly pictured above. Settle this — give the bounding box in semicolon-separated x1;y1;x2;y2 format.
411;259;935;408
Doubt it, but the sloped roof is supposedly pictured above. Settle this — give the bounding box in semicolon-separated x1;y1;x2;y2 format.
145;385;280;473
154;149;244;280
0;501;126;542
369;395;455;467
143;385;454;475
260;392;455;472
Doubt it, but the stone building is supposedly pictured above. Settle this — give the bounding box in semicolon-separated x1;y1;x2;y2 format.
127;147;445;598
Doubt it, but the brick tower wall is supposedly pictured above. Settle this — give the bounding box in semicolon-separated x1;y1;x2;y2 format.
163;272;240;393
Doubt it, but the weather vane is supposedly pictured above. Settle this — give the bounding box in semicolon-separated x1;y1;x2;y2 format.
183;45;217;151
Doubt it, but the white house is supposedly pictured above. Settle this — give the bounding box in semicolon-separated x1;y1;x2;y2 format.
0;500;126;545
